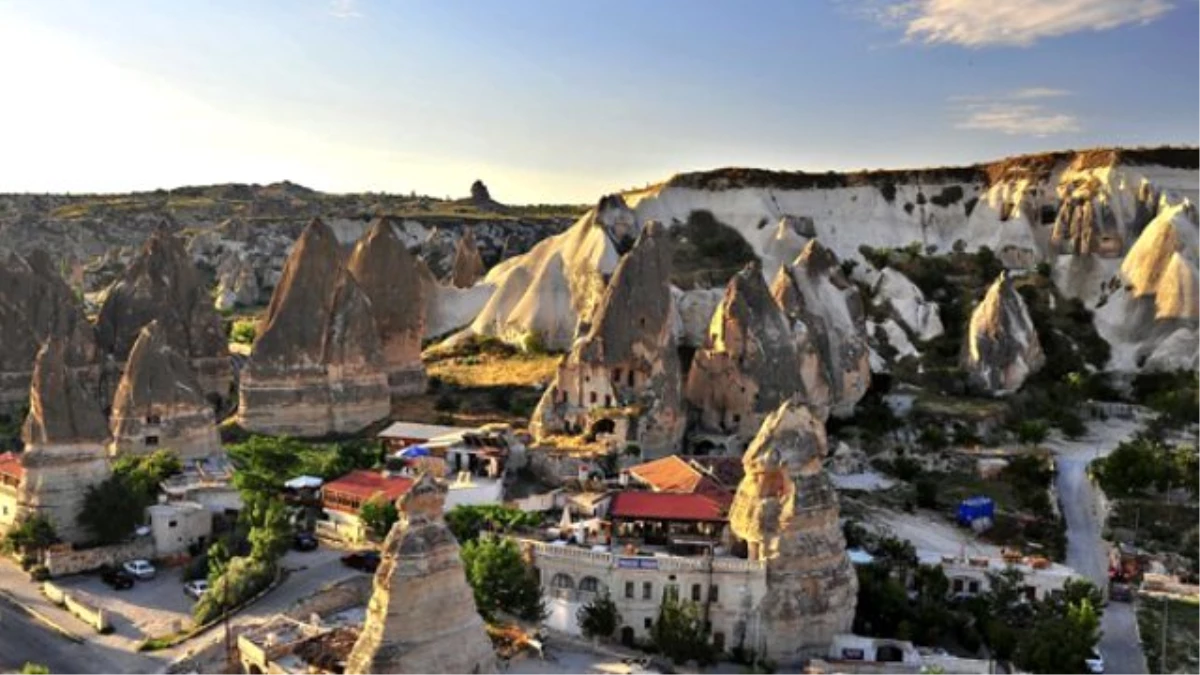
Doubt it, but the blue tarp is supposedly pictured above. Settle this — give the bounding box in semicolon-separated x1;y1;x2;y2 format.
398;445;431;458
956;496;995;526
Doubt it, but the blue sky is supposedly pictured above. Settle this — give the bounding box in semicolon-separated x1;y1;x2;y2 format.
0;0;1196;202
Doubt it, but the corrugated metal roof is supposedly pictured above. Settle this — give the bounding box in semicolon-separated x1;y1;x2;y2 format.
377;421;472;440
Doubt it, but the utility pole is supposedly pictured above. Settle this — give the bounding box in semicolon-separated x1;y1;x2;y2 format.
1160;593;1168;673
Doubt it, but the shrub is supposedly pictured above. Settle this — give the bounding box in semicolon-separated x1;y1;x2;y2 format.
29;565;49;582
651;589;714;666
230;319;257;345
192;556;275;624
359;495;399;539
460;537;544;622
578;591;621;640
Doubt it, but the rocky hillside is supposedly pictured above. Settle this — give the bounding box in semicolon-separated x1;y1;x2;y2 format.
0;180;581;309
459;147;1198;375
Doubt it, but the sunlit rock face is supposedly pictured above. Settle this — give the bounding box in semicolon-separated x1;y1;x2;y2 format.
238;218;389;437
530;222;685;457
448;228;487;288
685;264;805;443
347;217;428;398
0;250;101;409
108;321;220;461
963;271;1045;395
95;227;231;402
18;338;111;544
728;401;857;663
345;473;497;675
770;241;870;417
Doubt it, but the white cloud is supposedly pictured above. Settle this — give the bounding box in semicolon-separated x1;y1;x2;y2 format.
328;0;362;19
950;89;1081;136
869;0;1173;47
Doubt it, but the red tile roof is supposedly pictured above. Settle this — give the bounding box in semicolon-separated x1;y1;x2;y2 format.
609;491;731;522
627;455;726;495
323;470;413;505
0;452;24;482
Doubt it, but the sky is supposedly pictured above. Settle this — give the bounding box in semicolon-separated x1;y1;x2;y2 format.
0;0;1196;203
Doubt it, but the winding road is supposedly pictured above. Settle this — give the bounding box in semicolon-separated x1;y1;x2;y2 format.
1051;415;1149;674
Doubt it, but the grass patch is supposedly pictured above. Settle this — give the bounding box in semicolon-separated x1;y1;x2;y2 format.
1138;597;1200;674
428;353;559;389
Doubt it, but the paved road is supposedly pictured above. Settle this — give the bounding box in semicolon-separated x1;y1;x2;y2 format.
0;598;159;675
1051;417;1149;674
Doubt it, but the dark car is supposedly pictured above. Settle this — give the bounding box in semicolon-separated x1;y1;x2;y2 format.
340;550;381;573
100;566;135;590
293;532;319;551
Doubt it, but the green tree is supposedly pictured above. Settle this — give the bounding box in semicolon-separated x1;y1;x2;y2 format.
1013;598;1100;673
206;539;233;584
20;663;50;674
915;478;938;509
359;495;399;539
577;590;621;641
445;504;542;544
243;495;291;564
459;537;544;622
2;515;58;564
192;555;275;624
650;588;714;666
1016;420;1050;447
78;475;146;544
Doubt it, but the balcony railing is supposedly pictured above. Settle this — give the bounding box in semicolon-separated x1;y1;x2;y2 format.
515;538;765;573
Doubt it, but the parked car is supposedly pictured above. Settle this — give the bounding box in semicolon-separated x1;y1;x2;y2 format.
100;566;135;590
293;532;319;551
1086;649;1105;674
122;559;156;580
340;550;380;573
183;579;209;600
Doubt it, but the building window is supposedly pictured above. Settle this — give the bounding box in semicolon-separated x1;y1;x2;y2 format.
713;632;726;652
642;582;652;600
952;578;964;593
1024;586;1037;601
550;573;574;590
663;584;678;601
644;618;652;629
604;395;612;407
144;435;159;447
625;581;635;599
145;414;161;425
580;577;602;594
709;585;719;603
590;392;597;404
732;414;741;425
691;584;702;602
613;368;622;383
627;370;635;387
968;580;980;594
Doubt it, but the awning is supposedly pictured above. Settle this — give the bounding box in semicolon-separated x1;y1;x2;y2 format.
284;475;324;490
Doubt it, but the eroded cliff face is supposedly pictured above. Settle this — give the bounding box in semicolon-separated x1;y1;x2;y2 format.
685;264;804;442
770;241;871;417
448;229;487;289
963;272;1045;395
0;251;100;409
19;338;111;544
95;228;231;401
728;401;857;663
531;221;685;457
347;217;428;397
238;218;390;437
345;473;496;675
108;321;220;461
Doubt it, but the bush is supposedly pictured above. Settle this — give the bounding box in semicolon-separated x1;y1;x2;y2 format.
651;589;714;666
359;495;399;539
915;479;938;509
192;556;275;624
446;505;541;543
29;565;49;582
460;537;544;622
230;319;257;345
578;591;621;640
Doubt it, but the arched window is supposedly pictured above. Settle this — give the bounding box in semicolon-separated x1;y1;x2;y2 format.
579;576;603;593
550;573;575;590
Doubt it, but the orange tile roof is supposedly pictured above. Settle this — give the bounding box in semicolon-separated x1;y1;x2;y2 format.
609;491;731;522
323;470;413;505
0;452;24;482
627;455;726;495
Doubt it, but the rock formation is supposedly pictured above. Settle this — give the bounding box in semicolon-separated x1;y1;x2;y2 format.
96;227;231;401
728;401;857;663
345;472;496;674
108;321;221;461
19;338;111;543
531;222;685;457
0;250;100;409
347;218;428;397
213;251;260;311
963;272;1045;394
448;229;486;288
871;267;944;341
685;264;805;443
770;241;869;417
238;218;390;437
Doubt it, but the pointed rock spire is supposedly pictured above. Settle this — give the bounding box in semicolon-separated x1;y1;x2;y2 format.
728;401;856;663
95;226;230;398
346;473;497;674
963;271;1044;394
109;321;220;460
23;337;109;447
448;229;486;288
238;218;389;436
347;217;428;396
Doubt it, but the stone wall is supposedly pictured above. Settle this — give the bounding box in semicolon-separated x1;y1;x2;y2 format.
42;581;111;632
44;537;156;577
284;575;373;621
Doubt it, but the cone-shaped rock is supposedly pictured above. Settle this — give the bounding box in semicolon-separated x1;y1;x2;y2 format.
238;218;389;436
963;271;1045;395
0;250;100;408
18;338;111;543
531;221;684;457
108;321;221;461
448;229;486;288
346;473;497;674
347;217;428;397
685;264;804;442
771;240;869;417
1120;202;1200;320
728;401;856;663
96;227;231;400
